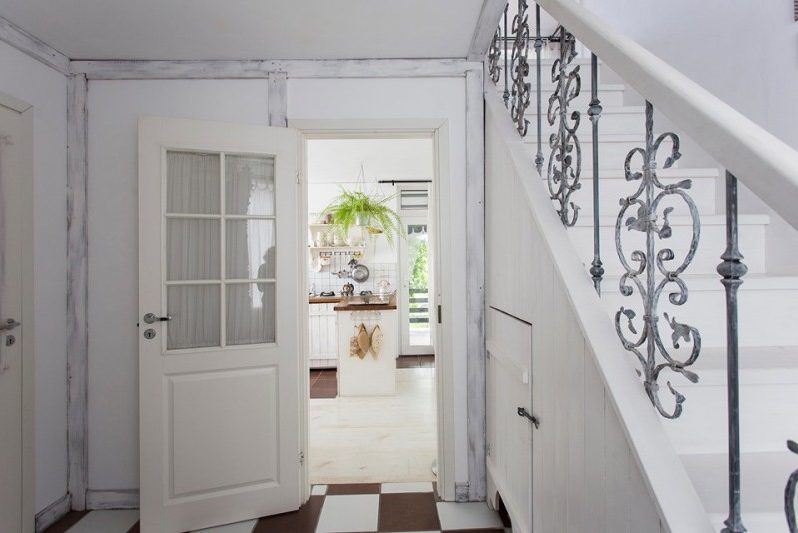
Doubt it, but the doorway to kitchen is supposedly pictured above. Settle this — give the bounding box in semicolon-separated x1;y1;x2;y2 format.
295;123;451;493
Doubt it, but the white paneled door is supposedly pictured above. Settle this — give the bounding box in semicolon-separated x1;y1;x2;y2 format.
0;103;26;533
138;117;300;532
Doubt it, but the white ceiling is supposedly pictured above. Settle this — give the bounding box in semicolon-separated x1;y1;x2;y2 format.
307;138;433;183
0;0;486;60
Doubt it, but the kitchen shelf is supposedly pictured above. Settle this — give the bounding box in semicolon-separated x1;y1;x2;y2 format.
308;246;365;253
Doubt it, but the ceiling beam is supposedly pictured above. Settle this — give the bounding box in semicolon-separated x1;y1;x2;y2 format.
69;58;482;80
0;15;70;75
467;0;507;61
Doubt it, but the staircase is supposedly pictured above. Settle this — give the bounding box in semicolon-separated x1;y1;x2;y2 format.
499;55;798;531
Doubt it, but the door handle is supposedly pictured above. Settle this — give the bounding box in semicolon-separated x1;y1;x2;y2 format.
143;313;172;324
0;318;20;331
517;407;540;429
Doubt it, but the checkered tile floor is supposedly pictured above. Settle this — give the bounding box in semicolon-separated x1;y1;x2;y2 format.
46;483;510;533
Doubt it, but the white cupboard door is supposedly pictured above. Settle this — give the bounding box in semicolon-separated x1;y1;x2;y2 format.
138;117;300;532
0;104;26;533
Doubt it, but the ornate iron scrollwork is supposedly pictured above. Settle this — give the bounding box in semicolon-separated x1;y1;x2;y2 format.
787;440;798;533
546;28;582;226
488;27;501;85
614;101;702;419
510;0;531;136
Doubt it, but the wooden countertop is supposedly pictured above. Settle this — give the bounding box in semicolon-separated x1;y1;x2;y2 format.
333;293;397;311
309;295;343;304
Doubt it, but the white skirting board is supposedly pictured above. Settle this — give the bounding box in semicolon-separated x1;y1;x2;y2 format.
35;493;71;533
85;489;140;510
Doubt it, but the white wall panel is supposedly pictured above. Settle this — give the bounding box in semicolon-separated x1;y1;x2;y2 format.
0;40;68;512
87;79;270;491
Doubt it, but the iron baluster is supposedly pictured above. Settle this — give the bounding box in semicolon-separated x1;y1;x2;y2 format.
488;27;501;84
588;52;603;293
510;0;531;136
503;4;510;106
614;101;701;419
534;3;544;173
787;440;798;533
718;171;747;533
546;27;582;227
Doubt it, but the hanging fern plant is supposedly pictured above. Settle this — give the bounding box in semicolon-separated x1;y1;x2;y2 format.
322;187;405;247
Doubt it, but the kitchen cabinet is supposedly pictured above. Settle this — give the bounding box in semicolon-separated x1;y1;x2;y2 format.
309;302;338;368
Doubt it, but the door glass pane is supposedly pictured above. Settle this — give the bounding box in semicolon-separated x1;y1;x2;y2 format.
226;282;275;345
166;151;220;214
225;220;276;279
225;155;275;216
406;224;430;347
167;219;220;280
167;285;221;349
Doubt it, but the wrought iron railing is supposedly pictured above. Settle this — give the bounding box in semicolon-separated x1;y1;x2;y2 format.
486;0;798;530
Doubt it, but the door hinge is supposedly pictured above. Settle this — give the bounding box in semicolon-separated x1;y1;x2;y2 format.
299;451;305;465
297;171;301;185
437;305;442;324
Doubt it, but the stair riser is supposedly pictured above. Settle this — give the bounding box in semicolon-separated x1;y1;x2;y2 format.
494;86;625;107
524;140;671;170
601;283;798;348
664;378;798;455
569;220;767;277
552;175;717;217
529;109;646;136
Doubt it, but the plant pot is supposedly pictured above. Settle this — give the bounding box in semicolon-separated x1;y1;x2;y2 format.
355;213;371;227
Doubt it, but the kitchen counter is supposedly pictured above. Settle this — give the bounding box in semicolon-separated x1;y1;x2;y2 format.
309;295;343;304
333;293;397;312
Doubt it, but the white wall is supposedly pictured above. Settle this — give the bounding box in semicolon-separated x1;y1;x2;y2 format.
0;41;69;512
289;77;469;484
86;79;270;490
86;75;470;493
583;1;798;151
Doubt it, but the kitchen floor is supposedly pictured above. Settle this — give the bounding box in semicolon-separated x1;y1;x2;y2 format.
45;483;510;532
309;360;437;484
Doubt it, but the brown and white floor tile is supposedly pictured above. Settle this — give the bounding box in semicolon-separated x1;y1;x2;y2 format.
45;482;508;533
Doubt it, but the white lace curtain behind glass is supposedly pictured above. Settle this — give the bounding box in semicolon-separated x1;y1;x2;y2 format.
165;152;276;349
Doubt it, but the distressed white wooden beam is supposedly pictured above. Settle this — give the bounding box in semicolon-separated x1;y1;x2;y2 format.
69;58;482;80
66;73;88;511
268;72;287;127
465;68;486;501
0;15;69;75
467;0;507;61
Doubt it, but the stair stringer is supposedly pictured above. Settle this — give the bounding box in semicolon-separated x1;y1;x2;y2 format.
484;90;714;533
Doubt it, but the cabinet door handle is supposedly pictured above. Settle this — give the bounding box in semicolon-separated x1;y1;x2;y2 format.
517;407;540;429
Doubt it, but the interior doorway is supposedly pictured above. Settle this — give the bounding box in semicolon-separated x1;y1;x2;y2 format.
294;123;452;494
0;94;34;533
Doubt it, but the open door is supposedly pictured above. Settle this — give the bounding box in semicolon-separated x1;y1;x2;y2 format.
138;117;300;532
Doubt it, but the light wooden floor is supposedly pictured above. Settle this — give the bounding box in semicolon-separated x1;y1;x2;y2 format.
309;367;437;484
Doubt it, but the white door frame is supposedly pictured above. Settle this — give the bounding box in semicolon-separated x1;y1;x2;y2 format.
290;118;455;502
0;95;35;532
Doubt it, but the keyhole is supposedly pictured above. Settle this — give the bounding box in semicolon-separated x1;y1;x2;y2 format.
143;329;156;340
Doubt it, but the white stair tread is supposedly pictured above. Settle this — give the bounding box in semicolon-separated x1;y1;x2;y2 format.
603;273;798;292
573;213;769;228
709;512;789;533
493;82;625;92
694;345;798;372
524;132;644;143
528;105;645;116
571;167;720;180
681;451;796;515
